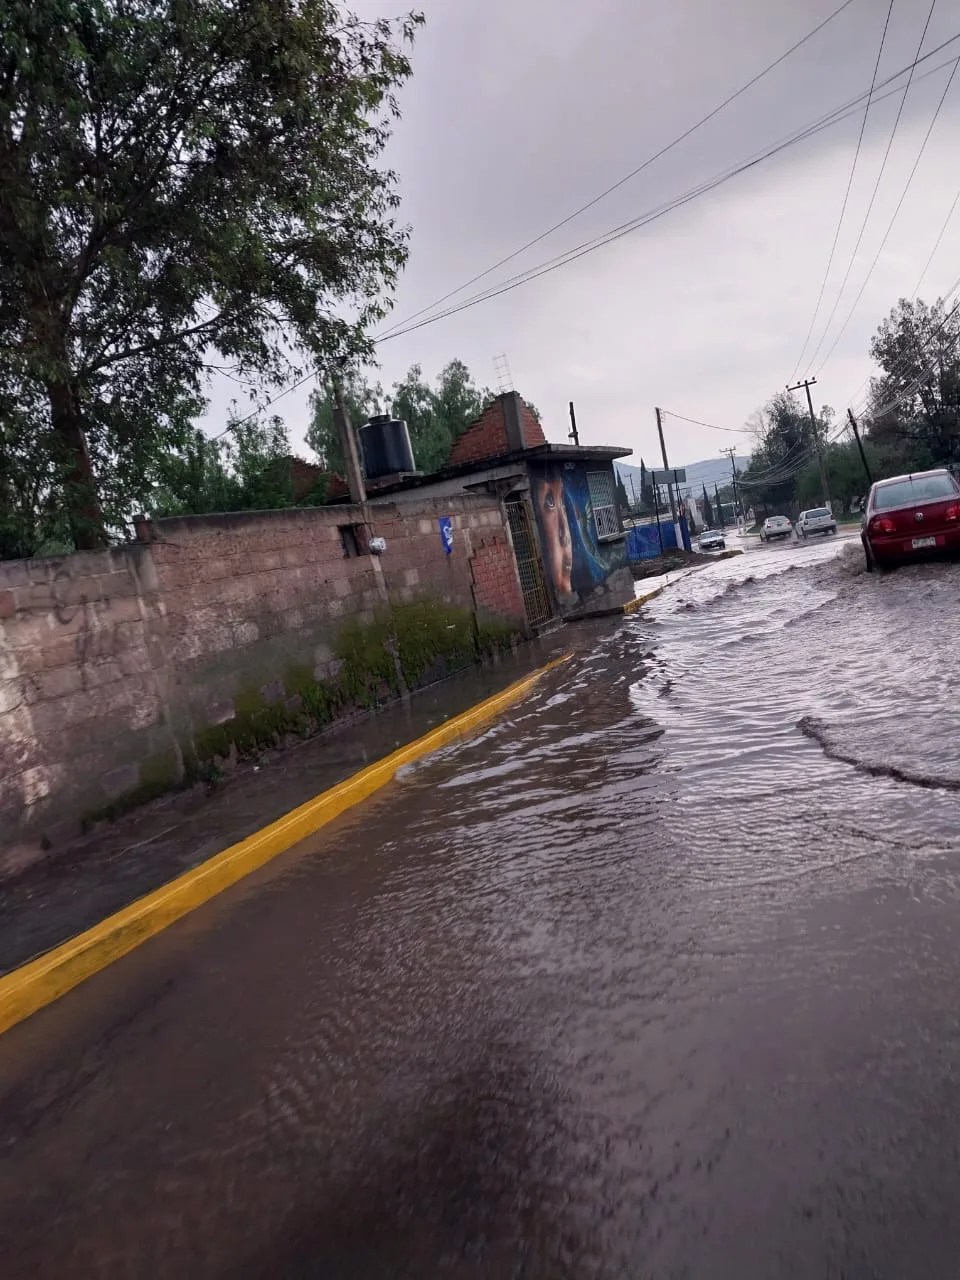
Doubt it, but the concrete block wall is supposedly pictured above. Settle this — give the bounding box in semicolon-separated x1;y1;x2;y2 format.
148;507;387;739
0;494;528;854
0;547;178;860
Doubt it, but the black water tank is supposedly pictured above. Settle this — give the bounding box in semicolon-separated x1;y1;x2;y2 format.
358;414;416;479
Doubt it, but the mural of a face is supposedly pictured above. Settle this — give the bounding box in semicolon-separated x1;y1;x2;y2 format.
535;472;573;596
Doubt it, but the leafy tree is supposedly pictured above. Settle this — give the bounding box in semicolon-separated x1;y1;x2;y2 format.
865;297;960;470
0;398;73;558
152;409;296;516
0;1;422;549
307;358;492;477
741;391;832;515
428;358;493;463
392;363;449;473
307;372;383;475
396;358;492;473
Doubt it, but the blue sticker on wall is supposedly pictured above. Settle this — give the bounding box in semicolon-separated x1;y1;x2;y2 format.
438;516;454;554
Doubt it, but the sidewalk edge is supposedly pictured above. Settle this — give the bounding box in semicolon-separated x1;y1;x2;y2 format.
0;654;570;1037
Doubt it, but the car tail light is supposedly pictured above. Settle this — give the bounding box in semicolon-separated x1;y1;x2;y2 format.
869;516;897;535
946;505;959;522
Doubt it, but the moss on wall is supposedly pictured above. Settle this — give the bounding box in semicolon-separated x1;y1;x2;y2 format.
81;747;181;829
92;596;522;821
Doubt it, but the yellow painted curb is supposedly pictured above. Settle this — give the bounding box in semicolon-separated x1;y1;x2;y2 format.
0;654;571;1037
624;585;665;614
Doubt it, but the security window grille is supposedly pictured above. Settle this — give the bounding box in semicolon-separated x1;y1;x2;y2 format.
587;470;620;539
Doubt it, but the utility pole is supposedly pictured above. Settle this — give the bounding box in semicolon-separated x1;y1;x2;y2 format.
332;375;366;505
673;469;690;549
655;407;678;523
721;447;741;529
568;401;580;447
629;474;639;515
787;377;830;509
847;408;873;485
715;482;725;530
651;475;665;554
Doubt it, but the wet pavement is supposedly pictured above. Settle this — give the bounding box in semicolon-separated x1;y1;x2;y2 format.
5;535;960;1277
0;633;569;977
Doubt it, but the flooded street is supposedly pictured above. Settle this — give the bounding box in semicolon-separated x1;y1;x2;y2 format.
5;536;960;1278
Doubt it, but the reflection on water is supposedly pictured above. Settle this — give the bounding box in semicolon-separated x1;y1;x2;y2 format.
5;539;960;1277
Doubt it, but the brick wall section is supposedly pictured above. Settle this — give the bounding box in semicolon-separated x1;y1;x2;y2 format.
448;393;546;467
470;534;527;625
0;494;528;853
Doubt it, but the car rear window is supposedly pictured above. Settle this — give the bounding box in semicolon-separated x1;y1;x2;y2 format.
806;508;829;517
873;474;958;509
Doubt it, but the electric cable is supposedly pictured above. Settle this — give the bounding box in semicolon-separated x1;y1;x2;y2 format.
376;0;862;342
803;0;939;372
791;0;895;379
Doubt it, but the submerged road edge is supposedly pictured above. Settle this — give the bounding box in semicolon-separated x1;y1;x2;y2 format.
0;654;571;1037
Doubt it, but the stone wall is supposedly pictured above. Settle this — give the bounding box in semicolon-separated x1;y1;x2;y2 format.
0;494;526;857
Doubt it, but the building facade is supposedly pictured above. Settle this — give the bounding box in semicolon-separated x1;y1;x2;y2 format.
367;391;635;628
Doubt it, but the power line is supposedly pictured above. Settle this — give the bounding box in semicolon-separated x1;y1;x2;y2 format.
843;267;960;417
660;411;750;434
376;35;960;346
738;421;849;488
861;285;960;420
738;424;818;483
835;80;960;411
815;53;960;376
739;452;816;486
803;0;939;373
208;30;960;439
739;441;816;486
913;176;960;296
375;0;861;342
790;0;895;379
209;368;317;439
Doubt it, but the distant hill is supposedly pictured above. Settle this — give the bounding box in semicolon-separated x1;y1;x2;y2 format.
616;454;750;498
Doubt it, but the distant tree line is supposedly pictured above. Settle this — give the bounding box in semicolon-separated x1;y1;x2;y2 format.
742;297;960;519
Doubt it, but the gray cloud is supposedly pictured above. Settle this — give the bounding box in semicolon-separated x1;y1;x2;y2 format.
206;0;960;466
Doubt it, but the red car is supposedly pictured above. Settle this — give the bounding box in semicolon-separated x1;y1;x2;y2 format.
862;469;960;571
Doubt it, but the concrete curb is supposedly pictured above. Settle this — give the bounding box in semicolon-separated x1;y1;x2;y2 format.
0;654;571;1037
623;585;665;614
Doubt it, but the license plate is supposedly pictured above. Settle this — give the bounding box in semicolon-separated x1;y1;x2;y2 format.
912;536;937;549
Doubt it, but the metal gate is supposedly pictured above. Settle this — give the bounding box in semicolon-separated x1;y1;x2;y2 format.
505;497;553;629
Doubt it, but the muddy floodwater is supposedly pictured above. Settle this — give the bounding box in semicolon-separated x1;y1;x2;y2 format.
4;537;960;1278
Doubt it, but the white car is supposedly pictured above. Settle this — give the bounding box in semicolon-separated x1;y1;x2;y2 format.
796;506;837;538
698;529;726;551
759;515;793;541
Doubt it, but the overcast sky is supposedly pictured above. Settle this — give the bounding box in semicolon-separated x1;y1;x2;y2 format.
207;0;960;467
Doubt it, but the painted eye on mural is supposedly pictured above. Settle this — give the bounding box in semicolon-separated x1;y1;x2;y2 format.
543;491;555;511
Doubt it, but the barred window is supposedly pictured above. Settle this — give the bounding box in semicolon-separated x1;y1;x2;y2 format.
587;469;620;539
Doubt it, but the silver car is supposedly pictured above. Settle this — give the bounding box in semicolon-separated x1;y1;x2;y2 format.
698;529;726;551
759;515;793;541
797;507;837;538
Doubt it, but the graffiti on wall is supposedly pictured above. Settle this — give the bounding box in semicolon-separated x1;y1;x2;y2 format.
531;464;625;603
